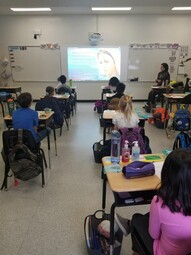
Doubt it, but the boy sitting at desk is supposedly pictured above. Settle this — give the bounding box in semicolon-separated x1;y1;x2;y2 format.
12;92;51;143
35;86;64;128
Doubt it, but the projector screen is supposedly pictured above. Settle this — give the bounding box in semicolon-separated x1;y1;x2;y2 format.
67;47;121;81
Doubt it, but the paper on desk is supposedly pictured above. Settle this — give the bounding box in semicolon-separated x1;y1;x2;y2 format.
104;164;122;174
153;162;164;179
103;110;116;119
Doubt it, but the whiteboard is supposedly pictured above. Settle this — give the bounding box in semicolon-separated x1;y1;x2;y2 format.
127;48;180;82
9;46;61;82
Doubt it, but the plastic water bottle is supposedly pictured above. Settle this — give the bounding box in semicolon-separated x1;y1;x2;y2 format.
69;79;73;88
7;98;15;116
111;130;121;164
132;141;140;160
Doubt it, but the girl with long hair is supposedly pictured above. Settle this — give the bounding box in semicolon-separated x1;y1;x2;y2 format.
112;95;139;130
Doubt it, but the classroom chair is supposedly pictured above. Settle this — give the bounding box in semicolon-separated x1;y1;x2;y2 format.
1;129;47;190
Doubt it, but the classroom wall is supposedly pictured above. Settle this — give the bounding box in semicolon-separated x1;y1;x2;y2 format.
0;14;191;100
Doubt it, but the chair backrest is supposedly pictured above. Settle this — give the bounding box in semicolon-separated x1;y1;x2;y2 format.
183;77;190;93
2;129;38;156
180;94;191;104
57;86;70;95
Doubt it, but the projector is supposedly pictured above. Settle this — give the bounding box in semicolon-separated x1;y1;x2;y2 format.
89;32;103;45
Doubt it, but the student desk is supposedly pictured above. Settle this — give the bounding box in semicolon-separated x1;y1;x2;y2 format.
163;93;187;112
102;110;152;144
3;111;57;169
102;156;164;255
0;86;21;98
101;86;112;101
41;94;70;101
53;94;70;100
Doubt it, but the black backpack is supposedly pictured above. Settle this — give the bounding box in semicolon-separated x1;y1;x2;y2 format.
8;130;42;181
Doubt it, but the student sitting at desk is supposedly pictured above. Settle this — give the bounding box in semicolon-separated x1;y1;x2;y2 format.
12;92;51;143
145;63;170;109
115;149;191;255
110;82;126;101
55;75;71;95
112;95;139;130
35;86;64;129
103;76;120;92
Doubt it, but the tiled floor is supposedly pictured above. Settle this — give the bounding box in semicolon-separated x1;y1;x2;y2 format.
0;102;176;255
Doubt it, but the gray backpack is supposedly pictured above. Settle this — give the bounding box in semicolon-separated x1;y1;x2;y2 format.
8;130;41;181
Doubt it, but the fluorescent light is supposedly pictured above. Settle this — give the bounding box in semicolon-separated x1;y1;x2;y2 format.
10;8;51;12
172;7;191;11
92;7;131;11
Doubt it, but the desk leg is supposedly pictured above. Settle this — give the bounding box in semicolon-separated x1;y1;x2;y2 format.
47;132;51;169
103;127;106;145
0;102;5;117
101;92;104;101
53;127;57;156
109;202;116;255
102;175;107;211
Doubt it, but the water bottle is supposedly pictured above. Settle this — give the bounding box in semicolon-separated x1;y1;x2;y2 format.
111;130;121;164
7;98;15;116
69;79;73;88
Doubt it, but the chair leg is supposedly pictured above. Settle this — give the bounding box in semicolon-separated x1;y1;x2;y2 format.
1;164;10;190
39;154;45;187
59;126;63;136
64;115;69;130
41;165;45;187
40;148;47;168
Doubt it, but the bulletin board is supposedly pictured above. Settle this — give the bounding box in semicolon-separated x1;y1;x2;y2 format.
9;46;61;82
127;44;181;82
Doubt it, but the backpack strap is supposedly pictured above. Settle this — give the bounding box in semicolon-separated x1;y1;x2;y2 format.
176;104;180;110
17;129;23;144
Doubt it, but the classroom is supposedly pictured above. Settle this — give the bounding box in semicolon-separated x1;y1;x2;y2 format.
0;1;191;255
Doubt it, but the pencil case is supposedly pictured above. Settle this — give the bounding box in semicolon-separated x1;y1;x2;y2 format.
122;161;155;179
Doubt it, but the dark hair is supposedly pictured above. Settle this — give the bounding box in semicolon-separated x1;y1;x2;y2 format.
161;63;169;72
116;82;125;93
108;77;120;87
46;86;54;96
59;75;66;84
158;149;191;216
17;92;32;108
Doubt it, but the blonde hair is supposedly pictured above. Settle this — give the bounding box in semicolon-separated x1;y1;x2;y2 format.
118;95;132;120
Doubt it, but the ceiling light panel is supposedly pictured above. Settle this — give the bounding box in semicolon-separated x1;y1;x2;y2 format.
92;7;131;11
10;8;51;12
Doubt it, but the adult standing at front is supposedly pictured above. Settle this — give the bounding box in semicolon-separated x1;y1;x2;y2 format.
145;63;170;108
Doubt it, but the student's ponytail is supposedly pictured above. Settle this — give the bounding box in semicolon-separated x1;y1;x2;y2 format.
119;95;132;120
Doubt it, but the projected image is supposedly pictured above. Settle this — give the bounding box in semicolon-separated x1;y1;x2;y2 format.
68;47;121;81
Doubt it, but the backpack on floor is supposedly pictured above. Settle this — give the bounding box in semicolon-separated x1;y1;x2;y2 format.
93;140;111;163
153;107;169;129
84;210;123;255
173;132;191;150
119;127;146;154
174;105;190;131
94;101;108;114
8;130;42;181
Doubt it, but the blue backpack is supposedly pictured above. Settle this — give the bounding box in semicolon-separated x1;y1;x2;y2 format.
174;105;190;131
173;132;191;150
